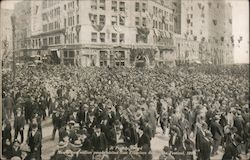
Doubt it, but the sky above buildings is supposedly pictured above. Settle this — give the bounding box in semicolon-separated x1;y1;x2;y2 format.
1;0;249;64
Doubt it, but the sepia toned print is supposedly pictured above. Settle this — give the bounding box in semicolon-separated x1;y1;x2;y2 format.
1;0;249;160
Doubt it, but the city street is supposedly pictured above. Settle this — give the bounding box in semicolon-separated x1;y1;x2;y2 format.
1;0;249;160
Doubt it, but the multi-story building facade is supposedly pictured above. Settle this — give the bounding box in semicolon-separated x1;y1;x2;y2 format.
1;9;13;67
29;0;175;67
174;34;199;64
179;0;234;64
13;0;32;63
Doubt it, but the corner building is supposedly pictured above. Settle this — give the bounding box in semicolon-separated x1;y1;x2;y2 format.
30;0;175;67
179;0;234;64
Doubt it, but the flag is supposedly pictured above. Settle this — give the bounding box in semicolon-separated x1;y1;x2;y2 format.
145;11;153;22
35;5;39;14
213;19;217;25
113;24;121;33
45;13;49;22
57;50;60;58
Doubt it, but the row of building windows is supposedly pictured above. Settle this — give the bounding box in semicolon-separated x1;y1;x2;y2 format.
42;0;60;9
32;39;41;48
91;0;106;10
43;21;60;32
91;32;125;43
67;33;76;44
68;16;75;26
91;14;125;26
135;17;147;27
63;0;79;11
135;2;147;12
42;7;60;21
111;15;125;26
91;15;106;25
91;0;125;11
153;6;172;21
111;1;126;11
64;15;80;28
43;35;61;46
188;2;227;11
153;20;173;31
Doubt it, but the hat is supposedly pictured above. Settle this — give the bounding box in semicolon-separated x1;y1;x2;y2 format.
77;128;88;135
213;115;220;120
31;123;38;129
74;123;80;128
115;126;122;131
72;140;82;148
13;139;20;146
11;157;21;160
95;124;101;129
163;146;170;152
69;120;75;125
58;141;67;149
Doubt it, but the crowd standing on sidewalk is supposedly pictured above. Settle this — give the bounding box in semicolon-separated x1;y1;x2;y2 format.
2;64;249;160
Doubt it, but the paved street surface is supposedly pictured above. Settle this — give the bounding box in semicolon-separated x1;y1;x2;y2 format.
12;118;250;160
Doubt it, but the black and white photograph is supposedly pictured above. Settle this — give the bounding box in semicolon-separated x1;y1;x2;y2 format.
0;0;249;159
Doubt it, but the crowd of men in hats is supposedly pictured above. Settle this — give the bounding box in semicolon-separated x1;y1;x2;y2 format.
2;63;250;160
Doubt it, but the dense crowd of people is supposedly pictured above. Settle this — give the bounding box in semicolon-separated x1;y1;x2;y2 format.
2;63;249;160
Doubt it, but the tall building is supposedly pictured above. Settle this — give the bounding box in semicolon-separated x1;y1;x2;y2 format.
171;0;181;34
180;0;234;64
13;0;32;63
29;0;175;67
0;9;13;67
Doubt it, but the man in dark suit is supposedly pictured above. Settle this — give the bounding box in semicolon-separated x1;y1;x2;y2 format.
77;104;90;128
24;95;33;124
78;129;92;151
106;105;116;128
169;124;183;152
137;127;152;160
86;112;97;135
210;115;224;156
52;110;62;140
196;123;212;160
91;125;107;151
27;123;42;160
222;134;240;160
142;118;153;139
14;108;25;143
4;93;14;119
101;120;116;149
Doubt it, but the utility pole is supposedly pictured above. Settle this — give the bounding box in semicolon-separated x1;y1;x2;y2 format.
11;15;16;82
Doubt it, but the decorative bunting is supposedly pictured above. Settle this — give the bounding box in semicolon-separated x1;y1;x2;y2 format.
89;13;105;32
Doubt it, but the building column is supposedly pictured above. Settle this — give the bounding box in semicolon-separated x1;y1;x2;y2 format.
125;50;130;67
108;50;111;67
61;50;64;65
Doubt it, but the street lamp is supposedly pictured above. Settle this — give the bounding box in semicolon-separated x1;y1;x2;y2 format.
11;15;16;82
